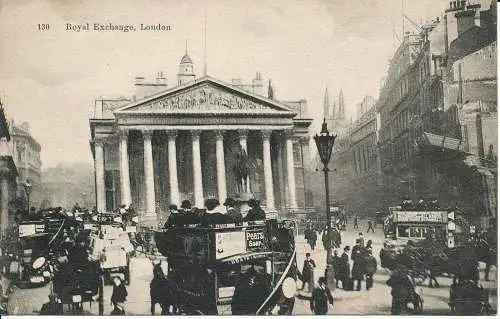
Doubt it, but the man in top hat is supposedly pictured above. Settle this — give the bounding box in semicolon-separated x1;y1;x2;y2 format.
244;199;266;222
339;246;350;290
310;276;334;315
205;198;227;224
164;205;178;228
224;197;242;223
351;239;364;291
180;200;192;213
205;198;225;215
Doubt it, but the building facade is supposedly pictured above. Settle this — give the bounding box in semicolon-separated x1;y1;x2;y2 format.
356;95;376;120
347;104;383;213
89;54;312;223
377;0;497;227
9;121;42;205
0;107;18;239
314;91;382;215
309;88;355;212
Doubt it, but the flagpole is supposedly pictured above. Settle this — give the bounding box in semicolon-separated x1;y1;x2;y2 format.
203;7;207;77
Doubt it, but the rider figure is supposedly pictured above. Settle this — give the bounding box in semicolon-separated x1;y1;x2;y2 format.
386;263;414;315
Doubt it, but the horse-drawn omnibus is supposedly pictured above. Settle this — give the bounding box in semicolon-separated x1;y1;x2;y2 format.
89;213;133;284
154;218;299;315
17;221;52;285
384;210;449;246
381;204;492;277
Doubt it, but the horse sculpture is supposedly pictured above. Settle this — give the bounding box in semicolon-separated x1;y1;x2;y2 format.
233;144;254;194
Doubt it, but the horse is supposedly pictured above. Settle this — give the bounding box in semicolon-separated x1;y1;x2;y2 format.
150;264;177;315
471;233;496;281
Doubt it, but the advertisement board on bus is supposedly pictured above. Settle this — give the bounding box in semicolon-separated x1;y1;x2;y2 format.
19;224;36;237
215;231;246;259
394;211;447;223
245;229;265;250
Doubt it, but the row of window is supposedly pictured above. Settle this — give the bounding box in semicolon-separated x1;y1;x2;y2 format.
352;140;377;175
16;148;41;166
392;135;413;164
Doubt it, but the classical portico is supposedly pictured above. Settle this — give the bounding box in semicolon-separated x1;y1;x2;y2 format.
90;70;312;224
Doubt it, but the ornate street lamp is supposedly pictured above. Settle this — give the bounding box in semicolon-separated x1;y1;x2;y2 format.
22;179;33;213
314;118;337;289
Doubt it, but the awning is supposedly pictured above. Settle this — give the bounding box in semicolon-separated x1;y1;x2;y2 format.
416;132;468;160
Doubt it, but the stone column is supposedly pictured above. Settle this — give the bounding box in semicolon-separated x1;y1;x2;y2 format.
94;140;106;213
0;169;9;240
192;130;204;208
238;130;250;192
167;131;180;206
276;133;286;210
119;129;132;206
215;130;227;204
143;130;156;216
285;130;297;209
262;130;275;210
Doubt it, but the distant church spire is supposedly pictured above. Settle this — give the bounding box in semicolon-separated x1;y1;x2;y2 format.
268;80;274;100
323;87;330;118
338;88;345;119
331;98;337;119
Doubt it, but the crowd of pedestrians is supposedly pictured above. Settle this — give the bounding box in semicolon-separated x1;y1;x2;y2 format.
329;233;378;292
163;195;266;228
301;216;381;315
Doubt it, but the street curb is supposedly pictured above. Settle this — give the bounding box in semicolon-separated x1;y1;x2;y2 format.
297;291;312;300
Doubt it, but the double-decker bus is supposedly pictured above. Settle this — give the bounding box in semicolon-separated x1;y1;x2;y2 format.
154;218;299;315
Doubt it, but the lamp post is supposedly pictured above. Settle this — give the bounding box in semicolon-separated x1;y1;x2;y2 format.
22;179;32;213
313;118;337;289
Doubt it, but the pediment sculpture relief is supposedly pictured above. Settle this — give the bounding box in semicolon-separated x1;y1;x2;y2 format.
131;84;273;112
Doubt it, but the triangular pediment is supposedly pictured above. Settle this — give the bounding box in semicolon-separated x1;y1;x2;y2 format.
115;77;297;115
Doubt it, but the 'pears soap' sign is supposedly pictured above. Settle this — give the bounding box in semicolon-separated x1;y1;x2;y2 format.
246;229;265;250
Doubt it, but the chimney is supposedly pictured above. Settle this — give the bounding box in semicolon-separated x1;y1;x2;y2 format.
134;76;147;99
252;72;263;96
155;72;167;86
455;7;476;36
134;76;145;85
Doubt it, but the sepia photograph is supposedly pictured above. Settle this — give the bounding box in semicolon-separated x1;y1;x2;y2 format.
0;0;497;315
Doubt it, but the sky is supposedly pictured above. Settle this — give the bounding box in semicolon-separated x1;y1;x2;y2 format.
0;0;462;168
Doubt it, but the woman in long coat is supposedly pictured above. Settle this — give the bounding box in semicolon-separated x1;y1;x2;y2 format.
301;253;316;292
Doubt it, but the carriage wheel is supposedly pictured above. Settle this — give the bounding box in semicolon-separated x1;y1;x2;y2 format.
414;295;424;314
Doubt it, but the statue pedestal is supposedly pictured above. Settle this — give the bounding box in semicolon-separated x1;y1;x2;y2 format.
235;192;255;202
